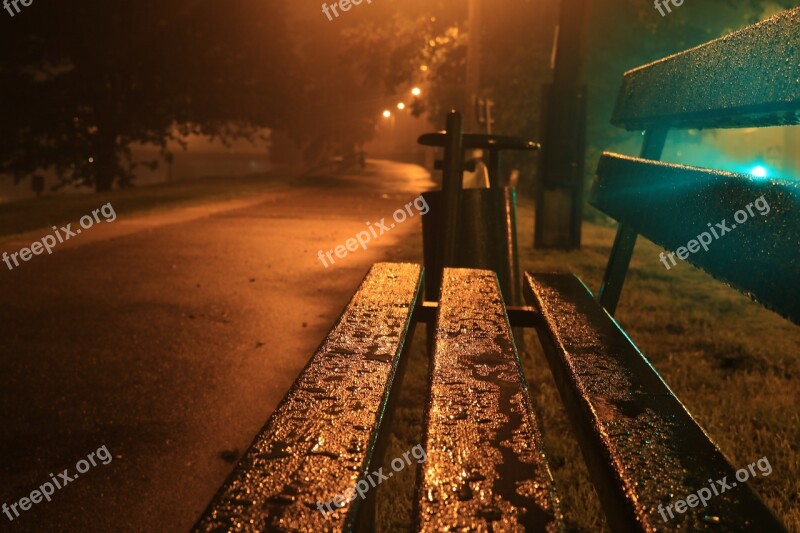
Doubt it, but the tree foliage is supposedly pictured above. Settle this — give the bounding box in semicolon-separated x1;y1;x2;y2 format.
278;1;458;167
2;0;793;192
0;0;295;191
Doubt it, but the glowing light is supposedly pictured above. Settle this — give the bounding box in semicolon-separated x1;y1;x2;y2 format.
420;65;429;72
88;157;94;163
411;87;422;96
397;102;406;110
750;165;768;178
382;110;392;118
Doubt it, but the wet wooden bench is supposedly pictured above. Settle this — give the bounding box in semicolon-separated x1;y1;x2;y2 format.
194;9;796;532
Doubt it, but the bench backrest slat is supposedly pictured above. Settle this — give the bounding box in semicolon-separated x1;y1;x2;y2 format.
525;272;787;531
194;263;423;532
612;7;800;131
592;153;800;324
417;268;561;531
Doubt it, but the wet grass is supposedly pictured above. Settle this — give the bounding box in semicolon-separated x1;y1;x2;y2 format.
374;325;429;531
378;196;800;531
0;172;295;239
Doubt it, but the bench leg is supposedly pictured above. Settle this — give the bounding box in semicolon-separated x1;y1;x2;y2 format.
597;128;667;315
597;223;638;315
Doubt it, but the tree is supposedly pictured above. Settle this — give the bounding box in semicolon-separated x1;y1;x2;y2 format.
284;0;556;197
276;2;455;168
276;10;382;167
0;0;295;191
380;0;559;194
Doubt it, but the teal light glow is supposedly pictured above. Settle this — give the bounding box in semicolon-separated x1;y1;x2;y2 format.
750;165;768;178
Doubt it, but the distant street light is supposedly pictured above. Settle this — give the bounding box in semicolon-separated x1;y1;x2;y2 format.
397;102;406;110
411;87;422;96
382;110;392;118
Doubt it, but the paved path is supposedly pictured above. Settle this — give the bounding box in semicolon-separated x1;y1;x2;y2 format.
0;161;433;532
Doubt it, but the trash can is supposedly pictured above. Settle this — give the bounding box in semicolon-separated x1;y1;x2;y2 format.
421;186;522;306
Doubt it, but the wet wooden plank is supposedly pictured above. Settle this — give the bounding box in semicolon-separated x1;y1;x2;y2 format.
417;268;561;532
194;263;423;532
612;7;800;130
592;153;800;325
525;272;786;532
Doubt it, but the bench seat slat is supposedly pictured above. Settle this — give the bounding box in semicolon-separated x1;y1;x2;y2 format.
525;272;786;531
612;7;800;130
592;152;800;325
417;268;561;532
194;262;423;532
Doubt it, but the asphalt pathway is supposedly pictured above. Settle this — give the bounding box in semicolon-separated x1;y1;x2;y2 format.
0;160;433;532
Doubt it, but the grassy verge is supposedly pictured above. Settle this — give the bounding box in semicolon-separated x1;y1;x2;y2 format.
377;195;799;531
0;172;296;239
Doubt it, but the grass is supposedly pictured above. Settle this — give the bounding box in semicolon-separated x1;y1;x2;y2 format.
0;172;295;239
377;196;800;531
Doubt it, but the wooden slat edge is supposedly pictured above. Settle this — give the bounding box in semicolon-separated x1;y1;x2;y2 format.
524;272;786;531
194;262;424;532
417;268;562;532
591;152;800;325
611;7;800;130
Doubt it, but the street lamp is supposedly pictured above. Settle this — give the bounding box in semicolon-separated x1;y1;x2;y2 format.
382;110;392;118
411;87;422;97
397;102;406;110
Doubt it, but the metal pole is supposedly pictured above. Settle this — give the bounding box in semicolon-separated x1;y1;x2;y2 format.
439;111;464;273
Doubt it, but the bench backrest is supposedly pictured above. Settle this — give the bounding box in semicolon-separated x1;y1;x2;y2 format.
591;7;800;324
612;7;800;131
